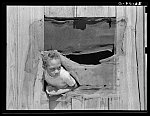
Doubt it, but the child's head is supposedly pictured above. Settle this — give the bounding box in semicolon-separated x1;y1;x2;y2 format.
42;51;61;77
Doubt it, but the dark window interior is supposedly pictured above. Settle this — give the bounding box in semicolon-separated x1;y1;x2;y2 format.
65;49;114;65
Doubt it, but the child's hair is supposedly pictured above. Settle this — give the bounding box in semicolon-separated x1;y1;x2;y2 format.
47;51;60;60
41;50;61;69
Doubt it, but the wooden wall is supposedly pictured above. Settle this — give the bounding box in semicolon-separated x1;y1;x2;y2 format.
117;6;145;110
44;6;116;17
7;6;44;109
7;6;146;110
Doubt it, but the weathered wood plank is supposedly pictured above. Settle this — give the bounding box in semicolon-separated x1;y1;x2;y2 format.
44;6;75;17
136;6;145;110
72;97;83;110
100;97;105;110
19;6;44;110
116;6;128;110
7;6;18;110
33;54;44;109
116;6;142;110
76;6;115;17
125;6;140;110
23;7;44;109
84;98;99;110
7;6;44;109
60;96;72;110
17;6;32;109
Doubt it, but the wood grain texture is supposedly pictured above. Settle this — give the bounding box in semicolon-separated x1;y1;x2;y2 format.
136;6;145;110
71;96;83;110
7;6;18;110
115;6;146;110
84;98;99;110
44;6;76;17
23;19;44;109
116;6;128;110
7;6;44;110
17;6;32;109
20;6;44;110
125;6;141;110
33;54;44;109
76;6;115;17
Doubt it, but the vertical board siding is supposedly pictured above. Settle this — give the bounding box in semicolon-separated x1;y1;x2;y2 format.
63;94;123;110
125;6;140;110
7;6;44;110
17;6;31;109
136;6;145;110
115;6;145;110
19;6;44;110
84;98;99;110
71;96;83;110
7;6;18;109
44;6;76;17
116;6;129;110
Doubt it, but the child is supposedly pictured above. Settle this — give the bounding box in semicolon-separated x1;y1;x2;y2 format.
42;50;78;96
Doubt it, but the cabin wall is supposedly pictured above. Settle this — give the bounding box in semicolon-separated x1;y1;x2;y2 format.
7;6;44;110
116;6;145;110
7;6;146;110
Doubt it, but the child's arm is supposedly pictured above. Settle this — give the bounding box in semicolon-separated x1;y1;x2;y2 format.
61;69;77;87
46;88;71;96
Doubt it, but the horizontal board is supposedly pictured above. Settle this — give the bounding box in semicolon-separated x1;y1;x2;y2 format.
44;6;75;17
44;6;115;17
76;6;115;17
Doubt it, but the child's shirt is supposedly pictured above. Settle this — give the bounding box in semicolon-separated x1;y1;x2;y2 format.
45;67;76;87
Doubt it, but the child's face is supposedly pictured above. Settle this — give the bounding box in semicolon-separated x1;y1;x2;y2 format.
46;59;61;77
